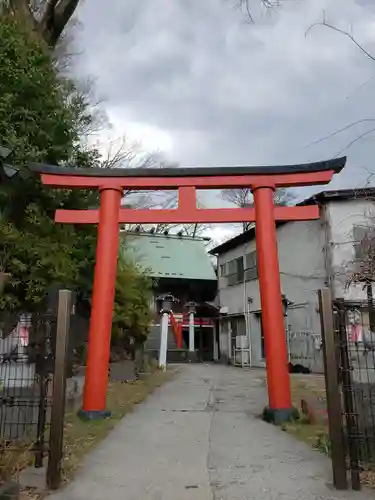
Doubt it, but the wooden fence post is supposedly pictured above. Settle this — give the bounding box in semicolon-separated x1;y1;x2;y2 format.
318;288;348;490
46;289;72;489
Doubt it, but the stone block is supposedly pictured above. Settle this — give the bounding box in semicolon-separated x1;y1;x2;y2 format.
65;375;85;412
300;397;328;425
109;360;136;382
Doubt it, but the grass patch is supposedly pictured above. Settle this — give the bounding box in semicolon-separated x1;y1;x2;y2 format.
62;369;174;481
286;374;375;488
290;374;327;404
285;375;331;451
282;420;329;449
0;440;34;483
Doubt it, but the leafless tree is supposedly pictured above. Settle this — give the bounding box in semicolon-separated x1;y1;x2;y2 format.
222;186;295;207
98;135;208;236
221;187;295;231
309;17;375;333
306;17;375;168
233;0;281;22
0;0;285;50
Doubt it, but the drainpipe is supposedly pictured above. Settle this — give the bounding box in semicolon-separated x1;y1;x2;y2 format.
243;259;252;368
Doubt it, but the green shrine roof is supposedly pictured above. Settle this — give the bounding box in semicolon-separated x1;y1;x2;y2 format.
122;232;217;281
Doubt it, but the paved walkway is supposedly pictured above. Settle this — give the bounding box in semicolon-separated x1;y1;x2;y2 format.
49;364;373;500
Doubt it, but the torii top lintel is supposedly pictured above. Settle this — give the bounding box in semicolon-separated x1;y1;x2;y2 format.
29;157;346;225
29;157;346;191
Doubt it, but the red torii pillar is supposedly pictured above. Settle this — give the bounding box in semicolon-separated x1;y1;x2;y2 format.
30;157;346;423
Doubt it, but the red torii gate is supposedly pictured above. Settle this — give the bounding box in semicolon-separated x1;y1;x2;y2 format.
30;157;346;423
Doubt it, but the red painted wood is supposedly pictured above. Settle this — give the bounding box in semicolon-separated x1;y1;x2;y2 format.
253;186;292;410
82;188;122;414
41;170;335;190
178;186;197;211
169;312;183;348
55;205;319;224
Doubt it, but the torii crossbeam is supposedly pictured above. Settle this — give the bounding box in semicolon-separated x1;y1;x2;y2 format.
30;157;346;423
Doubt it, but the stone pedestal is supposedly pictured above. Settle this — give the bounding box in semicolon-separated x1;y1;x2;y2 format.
109;360;137;382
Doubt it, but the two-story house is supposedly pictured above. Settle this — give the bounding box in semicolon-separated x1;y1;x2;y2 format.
209;188;375;372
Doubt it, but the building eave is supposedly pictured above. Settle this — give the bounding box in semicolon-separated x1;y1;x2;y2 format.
209;186;375;255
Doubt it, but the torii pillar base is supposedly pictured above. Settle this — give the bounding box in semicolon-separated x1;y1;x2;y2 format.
262;406;300;425
77;408;111;421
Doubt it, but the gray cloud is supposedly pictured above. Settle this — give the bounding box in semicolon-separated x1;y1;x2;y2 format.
74;0;375;201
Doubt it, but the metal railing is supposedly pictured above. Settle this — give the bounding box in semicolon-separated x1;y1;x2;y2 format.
319;288;375;490
0;290;74;489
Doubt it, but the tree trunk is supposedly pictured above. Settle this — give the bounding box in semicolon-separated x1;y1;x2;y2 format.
6;0;38;34
4;0;80;49
41;0;80;48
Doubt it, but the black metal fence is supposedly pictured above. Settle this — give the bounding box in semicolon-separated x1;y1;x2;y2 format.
319;288;375;490
0;310;53;476
336;299;375;489
0;289;79;489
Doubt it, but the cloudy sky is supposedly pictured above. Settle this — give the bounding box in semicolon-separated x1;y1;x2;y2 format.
73;0;375;241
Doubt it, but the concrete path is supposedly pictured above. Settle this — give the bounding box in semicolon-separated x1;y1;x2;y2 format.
49;364;374;500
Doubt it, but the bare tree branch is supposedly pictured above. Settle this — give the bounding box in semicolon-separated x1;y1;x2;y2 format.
2;0;286;48
334;127;375;158
306;19;375;62
306;18;375;161
221;187;295;208
222;187;252;208
234;0;281;22
99;136;208;236
345;75;375;101
221;187;295;232
305;119;375;149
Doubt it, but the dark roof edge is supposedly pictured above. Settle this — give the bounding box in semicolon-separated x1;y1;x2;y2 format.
301;187;375;205
210;186;375;255
28;157;346;178
122;231;208;242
